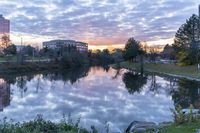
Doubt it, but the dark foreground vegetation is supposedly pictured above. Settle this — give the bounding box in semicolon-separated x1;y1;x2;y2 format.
0;115;92;133
160;105;200;133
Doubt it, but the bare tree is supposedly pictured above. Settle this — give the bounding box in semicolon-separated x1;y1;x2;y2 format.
1;34;10;50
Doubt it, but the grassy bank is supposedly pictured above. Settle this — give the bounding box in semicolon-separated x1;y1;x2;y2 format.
114;61;200;80
0;61;89;74
0;63;61;74
160;121;200;133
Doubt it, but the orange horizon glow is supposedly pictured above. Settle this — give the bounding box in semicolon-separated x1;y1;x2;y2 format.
9;32;174;51
88;38;174;51
88;44;125;51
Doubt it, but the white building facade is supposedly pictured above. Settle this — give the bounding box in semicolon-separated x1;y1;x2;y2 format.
43;40;88;52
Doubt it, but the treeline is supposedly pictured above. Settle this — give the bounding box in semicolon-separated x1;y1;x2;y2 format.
88;49;123;65
42;46;124;67
122;12;200;66
0;36;124;68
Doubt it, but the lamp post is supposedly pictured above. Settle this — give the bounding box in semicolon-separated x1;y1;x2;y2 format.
198;5;200;70
198;49;200;71
12;34;24;64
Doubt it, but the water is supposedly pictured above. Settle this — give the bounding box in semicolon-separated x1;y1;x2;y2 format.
0;66;200;132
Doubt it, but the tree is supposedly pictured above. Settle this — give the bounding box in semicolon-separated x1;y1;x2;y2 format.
174;14;199;49
3;44;17;55
1;34;10;49
123;37;142;62
162;44;176;60
173;14;200;65
22;45;36;56
112;48;123;63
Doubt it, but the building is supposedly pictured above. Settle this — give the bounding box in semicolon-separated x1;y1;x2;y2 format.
0;14;10;41
0;14;10;35
0;15;10;52
43;40;88;52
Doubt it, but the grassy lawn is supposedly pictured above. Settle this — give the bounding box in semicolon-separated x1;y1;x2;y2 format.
160;121;200;133
116;61;200;80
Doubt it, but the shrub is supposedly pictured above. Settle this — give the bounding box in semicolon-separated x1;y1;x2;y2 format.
61;52;89;68
171;104;199;125
0;115;90;133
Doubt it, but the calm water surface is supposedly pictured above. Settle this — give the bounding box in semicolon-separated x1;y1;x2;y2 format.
0;66;200;132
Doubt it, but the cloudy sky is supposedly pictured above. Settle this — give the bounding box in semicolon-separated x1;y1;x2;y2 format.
0;0;199;49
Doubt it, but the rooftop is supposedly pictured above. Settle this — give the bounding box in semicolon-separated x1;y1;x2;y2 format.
44;40;88;45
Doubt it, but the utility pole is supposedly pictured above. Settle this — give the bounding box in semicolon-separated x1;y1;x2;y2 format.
32;44;35;63
198;5;200;70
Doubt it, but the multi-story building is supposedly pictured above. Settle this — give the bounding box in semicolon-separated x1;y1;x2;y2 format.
0;14;10;35
43;40;88;52
0;15;10;52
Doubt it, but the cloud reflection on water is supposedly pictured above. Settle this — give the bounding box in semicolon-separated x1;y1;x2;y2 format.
0;67;177;132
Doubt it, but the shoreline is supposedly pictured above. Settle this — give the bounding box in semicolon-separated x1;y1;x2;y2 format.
0;62;90;74
111;62;200;82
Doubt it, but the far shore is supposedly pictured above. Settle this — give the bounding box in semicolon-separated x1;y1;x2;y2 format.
112;61;200;81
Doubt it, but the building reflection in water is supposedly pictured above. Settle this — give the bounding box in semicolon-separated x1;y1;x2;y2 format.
0;79;10;111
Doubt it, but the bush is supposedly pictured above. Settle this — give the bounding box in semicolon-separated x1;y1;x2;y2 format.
61;52;89;68
0;115;90;133
171;104;199;125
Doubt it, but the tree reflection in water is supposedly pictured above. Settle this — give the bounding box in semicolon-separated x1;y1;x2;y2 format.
43;66;90;85
0;66;90;99
0;79;10;111
0;67;200;113
171;79;200;109
122;71;147;94
16;76;28;98
122;70;200;109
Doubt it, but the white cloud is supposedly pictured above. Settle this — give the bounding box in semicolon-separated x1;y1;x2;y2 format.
0;0;199;47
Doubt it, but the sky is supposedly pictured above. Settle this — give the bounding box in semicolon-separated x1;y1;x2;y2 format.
0;0;199;49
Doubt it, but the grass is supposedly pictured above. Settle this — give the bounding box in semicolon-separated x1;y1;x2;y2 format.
159;121;200;133
115;61;200;80
0;55;50;62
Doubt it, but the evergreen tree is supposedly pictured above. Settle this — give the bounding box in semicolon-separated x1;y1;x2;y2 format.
123;37;142;62
173;14;200;65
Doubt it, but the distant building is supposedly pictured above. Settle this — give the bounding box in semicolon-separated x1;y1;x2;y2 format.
0;15;10;52
43;40;88;52
0;14;10;35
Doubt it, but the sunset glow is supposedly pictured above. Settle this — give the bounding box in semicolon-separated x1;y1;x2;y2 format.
0;0;199;49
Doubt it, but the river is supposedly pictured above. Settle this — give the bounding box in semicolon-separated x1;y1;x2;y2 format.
0;66;199;132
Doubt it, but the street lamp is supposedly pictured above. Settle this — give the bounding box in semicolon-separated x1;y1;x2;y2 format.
11;34;24;64
198;48;200;71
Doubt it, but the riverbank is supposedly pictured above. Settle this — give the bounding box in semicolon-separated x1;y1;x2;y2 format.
0;61;91;74
160;121;200;133
1;119;200;133
112;61;200;81
0;63;61;74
